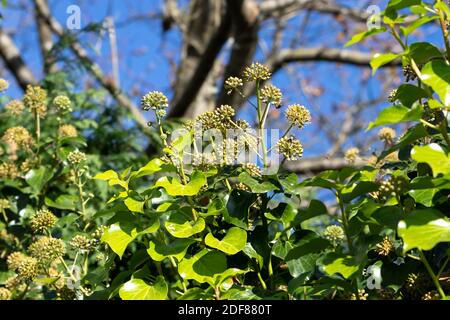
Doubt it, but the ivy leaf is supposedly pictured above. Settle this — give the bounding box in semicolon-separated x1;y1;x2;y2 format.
408;42;443;64
409;188;438;207
130;158;163;180
320;253;363;279
178;249;227;284
398;209;450;253
119;277;168;300
401;16;439;37
101;224;138;259
279;173;302;195
224;189;256;229
94;169;128;190
147;238;195;262
238;172;279;193
45;194;78;210
395;84;429;108
345;27;386;47
205;227;247;255
341;181;379;203
155;171;206;196
94;170;119;181
285;238;330;261
370;53;401;75
385;0;421;19
421;60;450;106
164;209;205;238
124;197;145;213
25;167;53;194
102;215;160;258
367;105;422;129
411;144;450;177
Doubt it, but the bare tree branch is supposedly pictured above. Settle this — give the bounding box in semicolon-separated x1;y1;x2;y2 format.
260;0;369;22
34;0;56;74
33;0;148;130
217;0;259;107
0;29;37;90
168;1;232;118
268;47;401;71
284;156;366;174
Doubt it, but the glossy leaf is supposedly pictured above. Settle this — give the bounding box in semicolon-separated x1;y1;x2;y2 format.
164;209;205;238
155;171;206;196
320;253;362;279
178;249;227;284
147;238;195;262
371;52;400;74
411;144;450;177
421;60;450;106
238;172;279;193
119;277;168;300
398;209;450;252
368;105;422;129
205;227;247;255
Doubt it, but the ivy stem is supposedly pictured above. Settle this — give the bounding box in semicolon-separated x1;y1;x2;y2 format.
418;249;446;299
256;80;268;167
337;192;353;253
34;110;41;164
74;169;87;220
438;118;450;148
169;256;187;293
437;256;450;278
257;271;268;290
436;0;450;61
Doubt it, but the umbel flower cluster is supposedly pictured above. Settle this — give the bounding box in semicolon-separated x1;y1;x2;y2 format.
140;62;312;170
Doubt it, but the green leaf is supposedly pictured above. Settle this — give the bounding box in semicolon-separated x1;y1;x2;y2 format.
178;249;227;284
102;215;160;258
285;238;330;261
320;253;362;279
119;277;168;300
368;105;422;129
238;172;279;193
345;27;386;47
101;224;138;259
25;167;53;194
124;197;145;213
409;188;438;207
130;158;163;180
155;171;206;196
296;199;328;224
164;209;205;238
398;209;450;253
279;173;302;195
45;194;78;210
409;42;443;65
401;16;439;37
385;0;421;19
94;170;119;181
94;170;128;190
371;53;401;75
395;84;429;108
147;238;195;262
341;181;379;203
205;227;247;255
371;206;403;229
411;144;450;177
421;60;450;106
224;189;256;229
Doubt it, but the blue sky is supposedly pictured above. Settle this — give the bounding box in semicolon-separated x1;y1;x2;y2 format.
0;0;443;158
